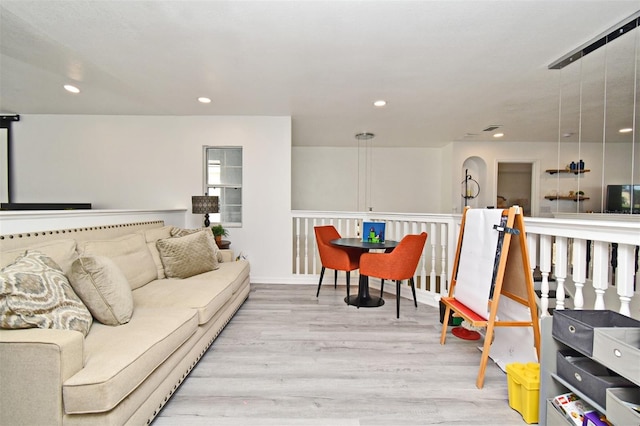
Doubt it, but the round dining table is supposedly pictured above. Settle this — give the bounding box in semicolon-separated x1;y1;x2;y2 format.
330;238;399;307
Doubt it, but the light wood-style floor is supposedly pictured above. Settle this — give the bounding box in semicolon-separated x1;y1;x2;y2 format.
154;284;527;425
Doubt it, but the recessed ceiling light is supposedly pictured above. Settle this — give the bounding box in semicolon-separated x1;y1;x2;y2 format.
493;133;504;138
619;127;633;133
373;100;387;107
63;84;80;94
198;97;212;104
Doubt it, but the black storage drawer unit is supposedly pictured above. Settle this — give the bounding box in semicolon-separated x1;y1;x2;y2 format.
556;350;635;408
552;310;640;356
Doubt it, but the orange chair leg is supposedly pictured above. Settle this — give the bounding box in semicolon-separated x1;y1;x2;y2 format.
380;279;385;298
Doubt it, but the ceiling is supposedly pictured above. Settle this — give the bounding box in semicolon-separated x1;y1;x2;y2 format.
1;1;639;148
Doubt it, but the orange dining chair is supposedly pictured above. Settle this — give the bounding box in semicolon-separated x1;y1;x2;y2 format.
314;225;364;299
359;232;427;318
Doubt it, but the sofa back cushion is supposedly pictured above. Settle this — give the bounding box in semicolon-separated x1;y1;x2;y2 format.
77;234;157;290
0;239;78;276
139;226;174;279
156;229;219;279
68;256;134;326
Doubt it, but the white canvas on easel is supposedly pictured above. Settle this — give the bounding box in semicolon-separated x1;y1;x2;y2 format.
454;209;504;319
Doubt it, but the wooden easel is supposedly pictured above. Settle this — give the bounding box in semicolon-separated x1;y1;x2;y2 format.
440;206;541;388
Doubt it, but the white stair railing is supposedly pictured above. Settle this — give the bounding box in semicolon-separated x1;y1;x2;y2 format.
292;210;640;319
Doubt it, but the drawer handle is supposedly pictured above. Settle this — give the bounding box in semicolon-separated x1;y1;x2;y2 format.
568;325;576;333
574;372;582;382
613;348;622;358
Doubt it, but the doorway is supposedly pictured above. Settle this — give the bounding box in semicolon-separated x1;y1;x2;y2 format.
497;162;534;216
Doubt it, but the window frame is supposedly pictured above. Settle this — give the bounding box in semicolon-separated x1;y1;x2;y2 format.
203;145;243;227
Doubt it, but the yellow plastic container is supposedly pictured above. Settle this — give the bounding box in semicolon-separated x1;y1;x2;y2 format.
506;362;540;424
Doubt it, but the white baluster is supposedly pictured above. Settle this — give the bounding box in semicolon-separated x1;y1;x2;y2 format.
295;217;301;275
539;234;552;316
572;238;586;310
554;237;568;311
303;218;309;274
440;223;448;295
527;233;538;275
420;224;428;294
430;223;437;292
592;241;609;310
616;243;635;317
527;232;538;296
312;218;317;275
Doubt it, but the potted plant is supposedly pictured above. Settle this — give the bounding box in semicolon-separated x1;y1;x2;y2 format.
210;224;229;247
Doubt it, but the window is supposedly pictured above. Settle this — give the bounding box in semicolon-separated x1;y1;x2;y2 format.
204;146;242;226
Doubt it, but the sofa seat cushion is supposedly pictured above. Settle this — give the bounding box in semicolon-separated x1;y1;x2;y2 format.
131;261;249;325
189;260;250;295
62;307;198;414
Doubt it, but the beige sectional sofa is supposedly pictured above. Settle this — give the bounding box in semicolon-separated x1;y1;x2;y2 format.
0;221;250;425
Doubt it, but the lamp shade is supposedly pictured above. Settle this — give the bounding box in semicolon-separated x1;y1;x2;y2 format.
192;195;219;214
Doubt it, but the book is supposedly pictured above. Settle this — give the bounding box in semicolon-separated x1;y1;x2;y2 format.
582;411;611;426
551;392;596;426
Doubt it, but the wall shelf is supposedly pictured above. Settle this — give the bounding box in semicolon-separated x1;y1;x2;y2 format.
545;195;589;201
546;169;590;175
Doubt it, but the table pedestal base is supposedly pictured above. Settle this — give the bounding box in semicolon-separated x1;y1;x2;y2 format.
344;274;385;307
344;295;385;307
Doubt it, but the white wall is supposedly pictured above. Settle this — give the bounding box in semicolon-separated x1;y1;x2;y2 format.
293;141;632;216
292;146;444;213
291;147;359;211
449;140;633;216
11;114;292;282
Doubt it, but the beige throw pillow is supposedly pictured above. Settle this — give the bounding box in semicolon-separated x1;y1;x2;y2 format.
0;250;92;336
68;256;133;326
157;229;219;279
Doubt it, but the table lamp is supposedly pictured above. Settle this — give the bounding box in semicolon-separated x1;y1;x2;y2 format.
191;195;219;227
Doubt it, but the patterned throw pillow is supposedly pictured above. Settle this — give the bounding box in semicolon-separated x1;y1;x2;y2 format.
0;250;92;336
170;227;223;262
157;229;219;279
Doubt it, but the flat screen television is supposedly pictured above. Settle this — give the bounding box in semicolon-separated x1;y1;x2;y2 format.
605;184;640;214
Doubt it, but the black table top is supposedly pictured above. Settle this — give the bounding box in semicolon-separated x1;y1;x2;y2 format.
330;237;399;250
